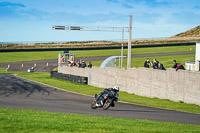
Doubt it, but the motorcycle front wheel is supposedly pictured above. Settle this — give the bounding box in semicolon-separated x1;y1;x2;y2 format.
91;100;97;109
103;98;113;110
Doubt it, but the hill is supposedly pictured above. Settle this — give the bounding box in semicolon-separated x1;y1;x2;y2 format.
172;25;200;37
1;26;200;49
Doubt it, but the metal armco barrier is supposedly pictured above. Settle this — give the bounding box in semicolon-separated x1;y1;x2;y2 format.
50;71;88;85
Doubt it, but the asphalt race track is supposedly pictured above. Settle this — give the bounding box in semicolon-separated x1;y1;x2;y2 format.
0;51;194;72
0;74;200;125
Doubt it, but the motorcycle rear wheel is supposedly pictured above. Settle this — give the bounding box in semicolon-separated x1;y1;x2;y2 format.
103;98;113;110
91;100;97;109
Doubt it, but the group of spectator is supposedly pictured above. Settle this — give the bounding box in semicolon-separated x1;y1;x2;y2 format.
67;60;92;68
76;61;93;68
144;58;185;71
144;58;165;70
60;55;92;68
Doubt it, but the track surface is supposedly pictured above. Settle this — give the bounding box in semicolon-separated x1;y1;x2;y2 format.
0;74;200;125
0;51;194;72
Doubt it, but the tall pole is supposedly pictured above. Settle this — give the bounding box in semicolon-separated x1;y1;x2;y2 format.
127;15;132;69
121;27;124;69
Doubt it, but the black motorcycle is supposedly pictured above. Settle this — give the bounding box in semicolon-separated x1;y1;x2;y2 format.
91;89;118;110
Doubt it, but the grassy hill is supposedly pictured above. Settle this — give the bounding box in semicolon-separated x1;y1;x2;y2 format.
172;25;200;37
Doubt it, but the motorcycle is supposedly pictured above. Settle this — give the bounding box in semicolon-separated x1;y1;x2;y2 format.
91;89;118;110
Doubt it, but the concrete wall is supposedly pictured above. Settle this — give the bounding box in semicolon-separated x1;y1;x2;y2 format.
58;66;200;106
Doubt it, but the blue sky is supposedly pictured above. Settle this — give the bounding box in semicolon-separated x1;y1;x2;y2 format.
0;0;200;42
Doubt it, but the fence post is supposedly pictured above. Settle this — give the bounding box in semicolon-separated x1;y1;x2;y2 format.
88;68;92;85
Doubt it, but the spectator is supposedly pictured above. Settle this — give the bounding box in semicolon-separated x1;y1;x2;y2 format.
158;62;165;70
172;60;177;68
172;60;185;71
69;55;74;64
80;61;87;68
88;62;93;68
67;61;72;67
152;59;159;69
61;56;65;63
72;62;77;67
76;61;81;67
144;58;151;68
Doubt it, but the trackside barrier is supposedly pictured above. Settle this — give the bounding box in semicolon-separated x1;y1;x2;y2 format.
50;71;88;85
58;66;200;106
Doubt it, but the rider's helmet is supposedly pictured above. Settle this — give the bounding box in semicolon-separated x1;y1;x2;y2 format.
113;86;120;92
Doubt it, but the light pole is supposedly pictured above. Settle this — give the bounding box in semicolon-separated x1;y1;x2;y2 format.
127;15;132;69
52;16;132;69
121;27;124;69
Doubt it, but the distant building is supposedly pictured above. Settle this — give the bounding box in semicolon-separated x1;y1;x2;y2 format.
185;42;200;71
195;42;200;71
185;61;195;71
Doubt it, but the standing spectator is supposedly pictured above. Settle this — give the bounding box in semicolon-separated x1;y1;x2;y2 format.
144;58;151;68
88;62;93;68
172;60;185;71
158;62;165;70
72;62;76;67
172;60;177;68
152;59;159;69
80;61;87;68
67;61;72;67
69;55;74;64
76;61;81;67
61;56;65;63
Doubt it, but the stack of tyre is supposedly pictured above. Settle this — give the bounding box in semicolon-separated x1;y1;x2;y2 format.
50;71;88;84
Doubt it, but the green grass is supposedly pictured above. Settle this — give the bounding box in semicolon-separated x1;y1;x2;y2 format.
0;51;63;63
72;45;195;58
0;108;200;133
1;68;199;114
0;45;195;63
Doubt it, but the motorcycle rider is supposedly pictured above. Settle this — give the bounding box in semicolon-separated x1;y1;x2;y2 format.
96;86;119;107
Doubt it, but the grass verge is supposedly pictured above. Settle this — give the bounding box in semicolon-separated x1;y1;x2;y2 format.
0;68;199;114
0;51;62;63
71;45;195;58
0;108;200;133
0;45;195;63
